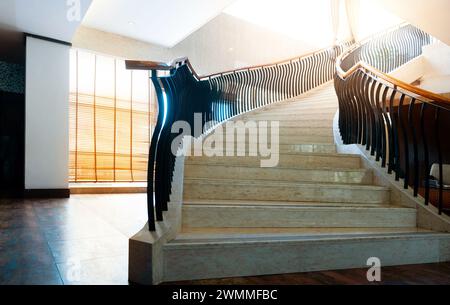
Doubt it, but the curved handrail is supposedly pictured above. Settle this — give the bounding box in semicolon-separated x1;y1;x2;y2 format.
334;24;450;215
126;40;353;81
336;41;450;104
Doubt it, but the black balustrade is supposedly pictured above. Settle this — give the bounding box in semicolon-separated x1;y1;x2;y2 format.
335;24;450;215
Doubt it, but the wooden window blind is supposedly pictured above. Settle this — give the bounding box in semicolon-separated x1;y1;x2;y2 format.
69;50;157;182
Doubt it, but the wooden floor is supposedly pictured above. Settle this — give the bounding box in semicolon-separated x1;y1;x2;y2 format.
165;262;450;285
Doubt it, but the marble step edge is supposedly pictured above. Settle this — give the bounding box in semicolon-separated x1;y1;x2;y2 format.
183;178;389;191
179;227;432;238
166;232;450;248
183;200;389;207
186;152;361;159
183;203;414;211
184;164;369;173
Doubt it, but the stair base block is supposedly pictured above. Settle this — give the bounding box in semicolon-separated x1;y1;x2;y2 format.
162;233;450;282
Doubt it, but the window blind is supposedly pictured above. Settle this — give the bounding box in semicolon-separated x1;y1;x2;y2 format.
69;50;157;182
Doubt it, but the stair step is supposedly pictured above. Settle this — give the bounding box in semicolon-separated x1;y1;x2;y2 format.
182;203;415;228
262;120;334;128
236;113;336;121
178;227;433;241
245;109;338;118
163;232;450;282
191;143;338;155
183;179;390;204
185;164;372;185
205;127;334;137
186;153;361;169
200;134;335;144
278;143;337;153
183;199;385;207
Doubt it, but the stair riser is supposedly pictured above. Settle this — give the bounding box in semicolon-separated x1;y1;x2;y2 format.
260;103;337;109
186;154;361;169
205;127;334;137
184;165;372;184
278;144;337;154
230;120;334;128
196;135;335;144
163;236;449;282
268;103;337;109
275;121;334;128
246;109;338;117
183;183;390;204
193;144;337;154
182;205;416;228
193;144;337;155
240;114;335;121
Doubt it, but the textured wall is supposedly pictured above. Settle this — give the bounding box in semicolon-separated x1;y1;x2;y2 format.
0;61;25;94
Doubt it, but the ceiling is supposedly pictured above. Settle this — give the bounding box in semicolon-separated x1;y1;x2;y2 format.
82;0;235;48
0;0;92;42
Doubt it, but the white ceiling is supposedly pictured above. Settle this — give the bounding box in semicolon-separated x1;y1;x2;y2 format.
0;0;92;42
82;0;235;48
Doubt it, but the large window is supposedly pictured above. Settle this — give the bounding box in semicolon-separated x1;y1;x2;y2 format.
69;50;157;182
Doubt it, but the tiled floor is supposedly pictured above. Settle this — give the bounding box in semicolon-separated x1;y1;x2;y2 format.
0;194;147;285
1;194;450;285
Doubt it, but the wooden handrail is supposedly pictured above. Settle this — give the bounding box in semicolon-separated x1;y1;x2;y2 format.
336;46;450;104
126;57;188;71
126;40;353;80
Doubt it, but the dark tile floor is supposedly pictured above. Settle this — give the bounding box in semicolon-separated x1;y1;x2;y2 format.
0;194;147;285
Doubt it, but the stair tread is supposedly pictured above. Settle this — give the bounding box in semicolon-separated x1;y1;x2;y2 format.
184;203;414;211
183;199;398;208
188;152;359;159
169;230;448;246
186;163;368;172
184;178;389;191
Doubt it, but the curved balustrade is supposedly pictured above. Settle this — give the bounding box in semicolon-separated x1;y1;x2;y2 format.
126;41;353;230
335;24;450;214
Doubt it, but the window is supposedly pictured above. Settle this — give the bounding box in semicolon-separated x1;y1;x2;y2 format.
69;50;157;182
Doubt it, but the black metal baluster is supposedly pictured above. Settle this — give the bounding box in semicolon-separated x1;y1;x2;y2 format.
420;103;430;205
408;98;419;196
435;108;444;214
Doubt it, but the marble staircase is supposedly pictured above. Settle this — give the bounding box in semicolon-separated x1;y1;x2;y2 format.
162;84;450;282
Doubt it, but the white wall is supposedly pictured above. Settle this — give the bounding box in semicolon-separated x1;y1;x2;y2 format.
354;0;404;41
377;0;450;46
0;0;93;42
25;36;70;190
172;12;352;76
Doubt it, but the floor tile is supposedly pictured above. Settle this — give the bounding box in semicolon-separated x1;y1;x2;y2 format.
0;244;56;271
48;235;128;264
42;220;122;242
57;255;128;285
0;264;63;285
0;228;46;248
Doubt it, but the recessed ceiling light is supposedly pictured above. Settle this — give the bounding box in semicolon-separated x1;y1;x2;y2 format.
128;21;135;26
